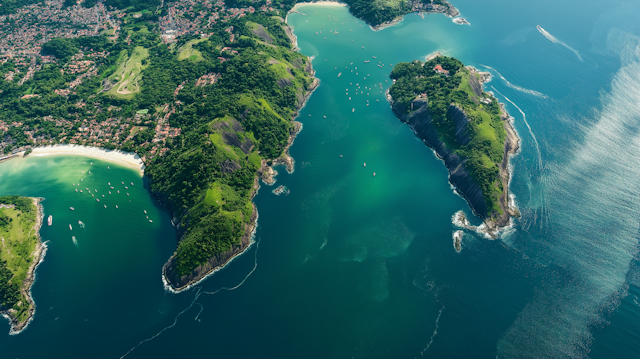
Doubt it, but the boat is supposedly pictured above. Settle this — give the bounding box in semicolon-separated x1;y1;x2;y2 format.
80;190;83;193
94;189;97;192
127;193;129;196
48;215;52;226
144;210;147;214
364;60;370;63
149;220;153;223
323;115;327;118
117;190;120;193
81;178;83;181
338;72;342;77
75;189;78;192
108;182;110;185
78;221;84;228
125;186;128;189
373;172;376;177
121;181;124;184
69;224;72;230
70;207;75;211
115;205;118;208
102;195;104;197
92;194;94;197
108;166;110;169
364;163;366;167
109;191;111;194
352;108;355;112
104;205;107;208
131;182;133;185
72;236;77;246
96;199;99;202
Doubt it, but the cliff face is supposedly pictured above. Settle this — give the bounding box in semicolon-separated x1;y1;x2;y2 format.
393;98;489;218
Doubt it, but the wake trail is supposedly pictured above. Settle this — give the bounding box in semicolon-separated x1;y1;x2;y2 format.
491;86;543;170
537;25;584;61
417;305;445;357
120;237;262;359
481;65;548;99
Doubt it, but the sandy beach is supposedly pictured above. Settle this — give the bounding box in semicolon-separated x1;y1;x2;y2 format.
290;1;346;13
29;145;145;173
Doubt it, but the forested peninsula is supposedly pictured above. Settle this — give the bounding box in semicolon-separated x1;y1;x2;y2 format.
0;196;44;333
388;56;520;235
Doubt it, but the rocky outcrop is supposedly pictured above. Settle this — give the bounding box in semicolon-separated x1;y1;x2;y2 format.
390;94;520;235
163;203;258;291
393;98;490;218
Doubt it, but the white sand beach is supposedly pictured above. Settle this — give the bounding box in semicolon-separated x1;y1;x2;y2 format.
29;145;145;173
291;1;346;12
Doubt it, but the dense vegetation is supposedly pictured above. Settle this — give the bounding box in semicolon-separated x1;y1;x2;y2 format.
0;0;43;15
343;0;450;26
145;15;314;276
0;196;38;323
389;56;506;213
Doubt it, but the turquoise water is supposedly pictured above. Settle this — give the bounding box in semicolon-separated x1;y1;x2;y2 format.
1;0;640;357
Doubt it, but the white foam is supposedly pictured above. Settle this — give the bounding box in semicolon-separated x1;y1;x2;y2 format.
491;86;543;170
481;64;548;99
537;25;584;61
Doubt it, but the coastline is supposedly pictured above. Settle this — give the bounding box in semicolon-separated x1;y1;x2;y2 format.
387;65;520;238
1;197;47;334
29;144;145;174
161;49;319;292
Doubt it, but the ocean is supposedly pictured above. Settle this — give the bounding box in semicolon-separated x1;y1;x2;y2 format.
0;0;639;357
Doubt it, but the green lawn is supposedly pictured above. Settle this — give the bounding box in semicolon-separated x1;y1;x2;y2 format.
105;46;149;99
177;38;208;62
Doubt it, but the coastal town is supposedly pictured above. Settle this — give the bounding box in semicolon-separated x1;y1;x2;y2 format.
0;0;280;161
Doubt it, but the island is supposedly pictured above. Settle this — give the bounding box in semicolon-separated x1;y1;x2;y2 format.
387;56;520;237
0;196;45;333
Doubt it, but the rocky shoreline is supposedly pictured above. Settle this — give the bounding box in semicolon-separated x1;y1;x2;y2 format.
388;67;520;238
161;57;318;292
1;197;47;334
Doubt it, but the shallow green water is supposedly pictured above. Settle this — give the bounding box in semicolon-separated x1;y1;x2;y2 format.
1;1;640;358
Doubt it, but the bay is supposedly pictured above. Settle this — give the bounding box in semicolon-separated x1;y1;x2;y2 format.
1;0;639;357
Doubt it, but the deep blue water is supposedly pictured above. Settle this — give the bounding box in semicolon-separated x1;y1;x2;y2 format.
1;0;639;358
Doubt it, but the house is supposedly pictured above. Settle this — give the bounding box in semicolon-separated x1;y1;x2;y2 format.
434;64;449;75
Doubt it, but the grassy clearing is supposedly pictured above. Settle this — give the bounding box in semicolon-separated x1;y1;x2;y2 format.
105;46;149;99
177;38;208;62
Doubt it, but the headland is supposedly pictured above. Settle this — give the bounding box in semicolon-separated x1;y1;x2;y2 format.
387;56;520;237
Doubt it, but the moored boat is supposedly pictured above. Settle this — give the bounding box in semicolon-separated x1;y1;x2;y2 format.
48;215;52;226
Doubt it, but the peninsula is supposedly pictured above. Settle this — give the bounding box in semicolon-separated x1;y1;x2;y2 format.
387;56;520;236
0;196;45;333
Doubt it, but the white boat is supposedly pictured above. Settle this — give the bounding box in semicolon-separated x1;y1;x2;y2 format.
131;182;134;186
149;220;153;223
115;205;118;208
80;190;83;192
125;186;128;189
144;210;147;214
109;191;111;194
121;181;124;184
117;190;120;193
70;207;75;211
108;182;110;185
81;178;83;181
104;205;107;208
72;236;77;246
373;172;376;177
78;221;84;228
96;199;99;202
75;189;78;192
127;193;129;196
48;215;52;226
69;224;73;230
352;108;355;112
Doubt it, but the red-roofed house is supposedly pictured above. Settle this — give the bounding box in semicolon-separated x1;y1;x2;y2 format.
434;64;449;75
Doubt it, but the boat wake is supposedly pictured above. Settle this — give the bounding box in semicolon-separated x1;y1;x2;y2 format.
491;86;543;171
120;236;262;359
481;64;548;99
497;37;640;359
537;25;584;61
417;305;445;357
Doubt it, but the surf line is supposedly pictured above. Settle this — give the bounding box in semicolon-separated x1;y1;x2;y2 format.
119;236;262;359
480;65;548;99
491;86;543;170
537;25;583;62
